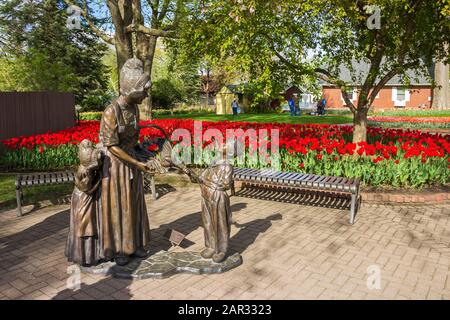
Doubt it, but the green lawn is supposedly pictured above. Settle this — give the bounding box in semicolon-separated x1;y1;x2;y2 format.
156;111;450;130
156;112;353;125
0;174;73;211
373;109;450;117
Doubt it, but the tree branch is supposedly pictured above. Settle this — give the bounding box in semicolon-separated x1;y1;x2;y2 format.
125;24;178;38
368;61;419;105
63;0;115;45
315;68;357;113
157;0;170;22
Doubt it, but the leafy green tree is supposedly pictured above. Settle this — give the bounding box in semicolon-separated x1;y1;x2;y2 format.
179;0;450;142
151;77;185;109
0;0;111;111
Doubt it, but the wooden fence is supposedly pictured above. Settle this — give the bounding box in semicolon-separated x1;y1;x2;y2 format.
0;92;75;141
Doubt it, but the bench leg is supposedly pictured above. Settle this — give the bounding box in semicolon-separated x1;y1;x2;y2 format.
150;176;157;200
350;193;357;224
231;180;236;196
16;187;23;217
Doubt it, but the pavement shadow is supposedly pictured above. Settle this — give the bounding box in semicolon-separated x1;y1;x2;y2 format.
50;200;253;300
229;213;283;255
147;201;249;255
0;209;69;273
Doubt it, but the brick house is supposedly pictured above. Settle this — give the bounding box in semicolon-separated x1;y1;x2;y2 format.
321;62;433;110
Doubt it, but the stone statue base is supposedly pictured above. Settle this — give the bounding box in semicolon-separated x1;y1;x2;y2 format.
80;251;242;279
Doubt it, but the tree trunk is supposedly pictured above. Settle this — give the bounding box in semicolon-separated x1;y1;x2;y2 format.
115;40;133;83
352;108;368;143
143;35;158;120
106;0;134;91
432;59;450;109
205;90;209;110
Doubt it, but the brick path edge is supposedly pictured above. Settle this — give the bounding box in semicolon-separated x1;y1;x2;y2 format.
361;191;450;204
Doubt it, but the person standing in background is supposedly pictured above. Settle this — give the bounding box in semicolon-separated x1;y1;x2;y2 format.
320;97;326;115
231;99;239;116
288;97;295;116
294;94;301;116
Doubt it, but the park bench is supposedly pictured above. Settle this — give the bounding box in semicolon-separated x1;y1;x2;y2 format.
15;171;157;217
15;171;76;217
231;168;361;224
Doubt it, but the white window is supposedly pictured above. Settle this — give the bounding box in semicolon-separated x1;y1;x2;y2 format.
341;87;357;103
396;88;406;101
392;87;410;107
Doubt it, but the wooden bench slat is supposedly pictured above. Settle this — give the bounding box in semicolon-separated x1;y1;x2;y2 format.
257;169;272;182
342;178;354;191
273;172;289;183
246;169;259;181
311;175;323;185
237;168;253;179
33;174;38;184
234;167;246;175
311;175;324;188
291;173;306;185
292;173;308;183
326;176;339;189
282;172;298;184
334;177;346;190
286;173;301;185
297;174;311;186
269;171;281;182
305;174;319;187
315;176;330;188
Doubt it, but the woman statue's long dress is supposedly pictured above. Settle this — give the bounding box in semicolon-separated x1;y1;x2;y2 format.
98;58;153;266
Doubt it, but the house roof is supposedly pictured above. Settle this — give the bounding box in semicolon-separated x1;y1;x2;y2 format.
320;59;433;87
221;83;251;94
225;84;241;93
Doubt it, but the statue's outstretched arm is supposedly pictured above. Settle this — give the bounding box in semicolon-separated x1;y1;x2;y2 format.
109;145;149;172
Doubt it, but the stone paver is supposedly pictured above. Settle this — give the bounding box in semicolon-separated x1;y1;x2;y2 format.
0;184;449;300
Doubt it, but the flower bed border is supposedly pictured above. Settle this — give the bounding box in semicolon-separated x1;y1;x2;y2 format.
361;190;450;203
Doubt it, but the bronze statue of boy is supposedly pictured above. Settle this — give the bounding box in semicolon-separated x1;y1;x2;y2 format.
180;143;234;263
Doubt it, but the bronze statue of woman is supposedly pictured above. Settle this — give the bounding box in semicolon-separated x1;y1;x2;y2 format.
99;58;154;266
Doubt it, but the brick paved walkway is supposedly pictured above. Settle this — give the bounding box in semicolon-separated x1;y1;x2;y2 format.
0;184;449;300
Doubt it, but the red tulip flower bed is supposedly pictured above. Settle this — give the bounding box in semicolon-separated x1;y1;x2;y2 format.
1;119;449;188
